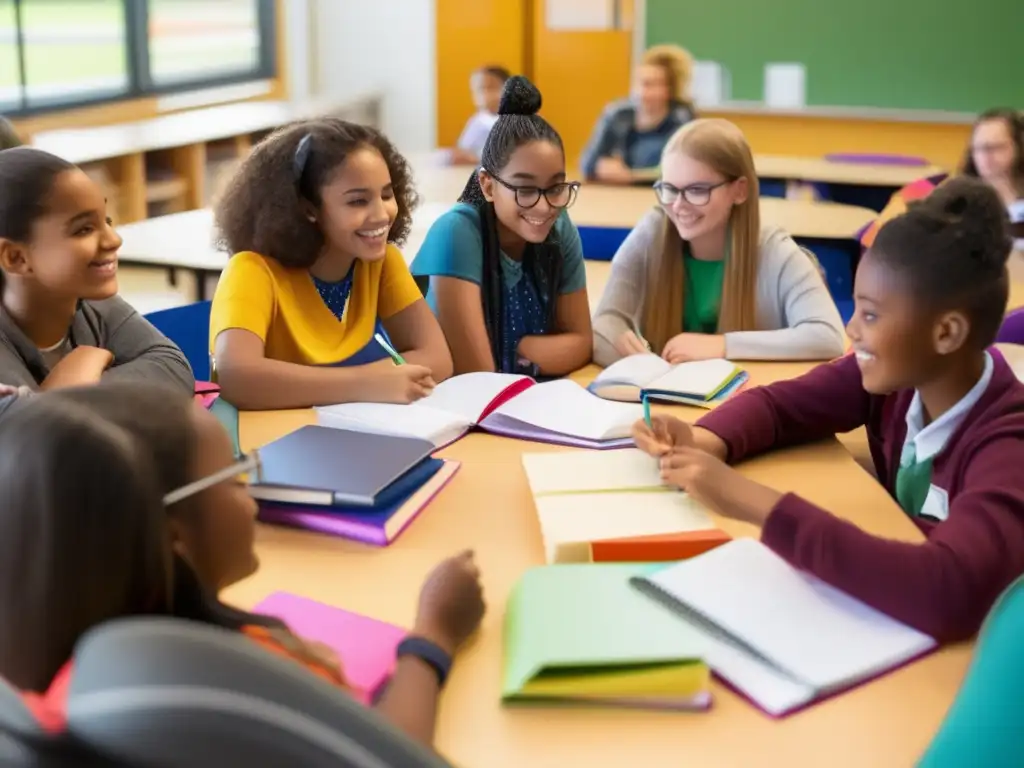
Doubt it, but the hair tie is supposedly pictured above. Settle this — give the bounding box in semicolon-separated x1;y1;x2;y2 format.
293;133;313;184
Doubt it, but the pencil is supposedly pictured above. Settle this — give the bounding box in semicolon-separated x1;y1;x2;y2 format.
374;333;406;365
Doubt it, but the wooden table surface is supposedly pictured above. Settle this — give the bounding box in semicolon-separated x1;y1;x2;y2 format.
223;353;980;768
754;155;945;187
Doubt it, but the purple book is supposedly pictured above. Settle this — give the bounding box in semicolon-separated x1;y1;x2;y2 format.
258;460;460;545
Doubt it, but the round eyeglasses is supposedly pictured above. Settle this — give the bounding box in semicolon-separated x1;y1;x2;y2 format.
653;179;731;207
485;169;581;210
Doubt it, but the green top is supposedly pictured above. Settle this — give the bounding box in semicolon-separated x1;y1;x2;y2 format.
918;576;1024;766
894;441;934;519
683;254;725;334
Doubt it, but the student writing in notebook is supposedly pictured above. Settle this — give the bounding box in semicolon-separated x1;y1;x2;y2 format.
57;382;486;749
592;119;845;367
0;148;194;420
411;76;592;378
631;177;1024;642
211;119;453;410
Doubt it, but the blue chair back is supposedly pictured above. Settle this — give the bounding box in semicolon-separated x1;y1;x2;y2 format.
144;302;213;381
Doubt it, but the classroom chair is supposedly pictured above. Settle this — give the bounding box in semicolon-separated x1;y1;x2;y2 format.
144;301;212;381
0;618;455;768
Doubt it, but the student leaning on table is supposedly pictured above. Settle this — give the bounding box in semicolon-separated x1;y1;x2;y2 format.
209;118;453;410
0;148;194;417
411;76;592;377
632;177;1024;642
37;383;486;750
592;119;846;366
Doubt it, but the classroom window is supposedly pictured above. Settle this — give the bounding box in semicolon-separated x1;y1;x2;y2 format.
1;0;275;117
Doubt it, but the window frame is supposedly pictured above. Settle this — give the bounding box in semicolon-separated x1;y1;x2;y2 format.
3;0;277;118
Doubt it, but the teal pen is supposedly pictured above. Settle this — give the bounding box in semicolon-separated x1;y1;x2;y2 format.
642;393;652;428
374;332;406;365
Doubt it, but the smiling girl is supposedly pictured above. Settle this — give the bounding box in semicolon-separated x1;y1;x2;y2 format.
411;76;592;377
632;176;1024;642
211;118;453;410
0;147;194;418
592;118;845;366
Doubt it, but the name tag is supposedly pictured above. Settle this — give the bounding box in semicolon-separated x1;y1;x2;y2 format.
919;484;950;522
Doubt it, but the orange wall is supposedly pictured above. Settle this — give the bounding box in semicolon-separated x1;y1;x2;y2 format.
530;0;633;171
435;0;528;148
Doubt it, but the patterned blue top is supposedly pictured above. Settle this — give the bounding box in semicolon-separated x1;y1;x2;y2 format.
409;204;587;373
311;268;355;321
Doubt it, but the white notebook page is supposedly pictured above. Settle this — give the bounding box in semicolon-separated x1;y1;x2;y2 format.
522;448;666;495
315;402;469;447
645;539;936;691
648;359;738;397
418;372;531;423
591;353;672;388
487;380;642;440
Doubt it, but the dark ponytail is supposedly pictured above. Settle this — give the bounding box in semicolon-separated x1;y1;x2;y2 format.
458;75;565;371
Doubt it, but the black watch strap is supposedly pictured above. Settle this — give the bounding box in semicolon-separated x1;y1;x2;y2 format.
396;636;452;687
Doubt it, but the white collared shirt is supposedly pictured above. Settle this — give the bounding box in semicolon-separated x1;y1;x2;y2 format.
900;352;994;521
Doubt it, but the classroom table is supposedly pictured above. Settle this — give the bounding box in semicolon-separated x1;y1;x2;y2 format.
753;155;944;188
221;356;975;768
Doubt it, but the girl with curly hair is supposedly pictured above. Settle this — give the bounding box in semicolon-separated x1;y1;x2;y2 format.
210;118;453;410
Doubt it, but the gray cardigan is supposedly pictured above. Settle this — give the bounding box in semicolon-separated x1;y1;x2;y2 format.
592;208;846;366
0;295;195;418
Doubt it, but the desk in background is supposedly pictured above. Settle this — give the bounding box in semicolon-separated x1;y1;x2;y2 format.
224;357;973;768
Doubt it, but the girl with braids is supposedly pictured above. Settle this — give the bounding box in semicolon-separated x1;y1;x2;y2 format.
411;76;592;377
210;118;453;410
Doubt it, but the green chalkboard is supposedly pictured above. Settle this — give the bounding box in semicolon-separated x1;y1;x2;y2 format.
646;0;1022;113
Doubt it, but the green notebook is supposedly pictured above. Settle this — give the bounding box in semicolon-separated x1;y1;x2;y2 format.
502;563;710;710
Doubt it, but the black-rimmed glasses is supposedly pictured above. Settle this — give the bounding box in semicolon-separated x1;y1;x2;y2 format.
484;169;580;210
653;180;731;207
163;450;262;506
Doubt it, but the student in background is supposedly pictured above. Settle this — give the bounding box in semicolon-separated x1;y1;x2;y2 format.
580;44;697;185
211;118;453;410
860;108;1024;250
448;65;510;165
51;382;487;750
592;118;845;366
917;576;1023;767
0;394;171;693
0;116;21;150
632;177;1024;643
0;147;194;419
411;76;592;377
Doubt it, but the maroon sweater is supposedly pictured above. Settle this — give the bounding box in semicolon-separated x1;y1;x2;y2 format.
697;351;1024;642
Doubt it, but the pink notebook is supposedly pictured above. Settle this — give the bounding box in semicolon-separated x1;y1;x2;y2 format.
255;592;407;704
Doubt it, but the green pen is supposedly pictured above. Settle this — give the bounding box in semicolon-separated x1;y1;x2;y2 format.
374;332;406;366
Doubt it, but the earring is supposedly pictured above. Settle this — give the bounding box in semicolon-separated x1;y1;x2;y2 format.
307;215;316;223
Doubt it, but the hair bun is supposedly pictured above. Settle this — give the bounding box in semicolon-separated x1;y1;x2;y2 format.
923;176;1013;268
498;75;542;117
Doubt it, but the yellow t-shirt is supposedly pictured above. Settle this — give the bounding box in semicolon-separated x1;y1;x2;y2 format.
209;245;422;366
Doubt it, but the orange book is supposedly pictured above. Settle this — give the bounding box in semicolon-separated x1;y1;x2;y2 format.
590;529;732;563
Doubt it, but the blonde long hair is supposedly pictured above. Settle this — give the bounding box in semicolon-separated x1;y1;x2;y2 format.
642;119;760;351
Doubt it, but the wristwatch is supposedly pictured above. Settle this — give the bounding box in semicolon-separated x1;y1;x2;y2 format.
396;636;452;687
515;356;541;378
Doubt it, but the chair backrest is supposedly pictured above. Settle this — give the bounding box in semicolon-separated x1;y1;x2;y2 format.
65;617;455;768
144;302;213;381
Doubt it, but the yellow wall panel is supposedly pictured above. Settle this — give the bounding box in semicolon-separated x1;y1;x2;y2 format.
530;0;633;171
434;0;528;149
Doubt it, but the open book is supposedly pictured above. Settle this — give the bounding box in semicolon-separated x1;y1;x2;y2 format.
503;563;711;710
589;354;748;407
521;449;729;563
631;539;937;717
316;372;639;450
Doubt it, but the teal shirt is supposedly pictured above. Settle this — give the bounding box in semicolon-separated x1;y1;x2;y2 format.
410;203;587;310
683;255;725;334
918;576;1024;767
